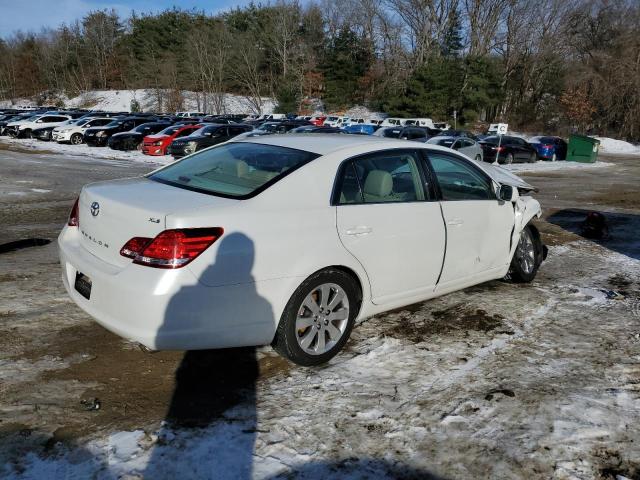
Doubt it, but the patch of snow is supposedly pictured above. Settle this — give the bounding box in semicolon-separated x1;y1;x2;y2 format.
503;160;614;173
0;137;172;166
595;137;640;155
108;430;145;463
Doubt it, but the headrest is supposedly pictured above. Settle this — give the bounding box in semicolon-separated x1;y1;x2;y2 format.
363;170;393;197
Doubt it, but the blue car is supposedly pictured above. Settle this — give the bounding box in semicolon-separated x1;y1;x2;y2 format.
344;124;377;135
529;136;568;161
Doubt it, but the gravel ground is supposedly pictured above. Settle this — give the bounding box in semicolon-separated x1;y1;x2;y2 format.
0;148;638;479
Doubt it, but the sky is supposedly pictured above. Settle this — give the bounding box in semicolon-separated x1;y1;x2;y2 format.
0;0;256;38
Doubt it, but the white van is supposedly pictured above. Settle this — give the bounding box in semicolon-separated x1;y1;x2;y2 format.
324;116;351;127
404;118;435;128
258;113;286;121
380;118;405;127
176;111;205;118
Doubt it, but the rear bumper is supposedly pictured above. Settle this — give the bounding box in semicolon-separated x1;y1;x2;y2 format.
58;226;279;350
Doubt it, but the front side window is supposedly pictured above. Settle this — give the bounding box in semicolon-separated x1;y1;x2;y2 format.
337;150;426;205
149;142;319;198
428;153;494;201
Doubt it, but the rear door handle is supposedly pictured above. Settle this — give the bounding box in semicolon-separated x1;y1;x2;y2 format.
345;226;372;236
446;219;464;226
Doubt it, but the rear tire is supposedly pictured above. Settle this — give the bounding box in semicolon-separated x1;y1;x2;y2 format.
551;153;557;162
504;153;514;165
529;153;537;163
70;133;83;145
508;224;543;283
475;154;482;162
272;268;361;366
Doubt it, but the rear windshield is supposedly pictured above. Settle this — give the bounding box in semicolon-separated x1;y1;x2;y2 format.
149;142;319;198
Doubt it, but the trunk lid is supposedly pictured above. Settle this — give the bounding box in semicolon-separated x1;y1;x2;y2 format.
78;177;232;267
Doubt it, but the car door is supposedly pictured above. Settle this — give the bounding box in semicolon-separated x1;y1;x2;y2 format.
425;151;514;287
335;149;446;304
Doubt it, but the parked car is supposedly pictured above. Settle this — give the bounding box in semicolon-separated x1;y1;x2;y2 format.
0;113;33;135
343;124;378;135
433;122;451;130
374;126;436;141
427;136;483;162
435;129;477;140
237;121;309;138
53;117;114;144
107;122;172;151
142;124;204;156
379;118;405;127
479;135;538;164
59;135;545;366
323;116;351;128
84;117;155;147
528;136;568;161
176;111;205;118
309;115;327;126
404;118;435;128
169;124;253;158
32;119;76;141
201;116;238;125
289;126;347;134
6;113;72;138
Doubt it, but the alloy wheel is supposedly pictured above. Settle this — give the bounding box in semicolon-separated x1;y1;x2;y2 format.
295;283;350;355
515;229;536;274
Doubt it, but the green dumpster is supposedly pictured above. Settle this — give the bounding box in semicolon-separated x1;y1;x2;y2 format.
566;134;600;163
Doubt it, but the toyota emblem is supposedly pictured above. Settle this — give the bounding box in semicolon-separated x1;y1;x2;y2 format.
90;202;100;217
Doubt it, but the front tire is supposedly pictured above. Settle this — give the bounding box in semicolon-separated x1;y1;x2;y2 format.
529;153;537;163
475;154;482;162
508;225;543;283
272;268;361;366
70;133;83;145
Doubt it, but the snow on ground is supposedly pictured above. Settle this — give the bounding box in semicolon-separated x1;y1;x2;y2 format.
503;160;614;173
4;239;640;479
0;137;172;166
595;136;640;155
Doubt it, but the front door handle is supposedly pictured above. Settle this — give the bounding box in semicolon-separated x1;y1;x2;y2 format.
345;226;372;236
446;219;464;226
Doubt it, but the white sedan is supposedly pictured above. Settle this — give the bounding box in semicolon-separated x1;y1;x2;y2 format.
58;135;545;366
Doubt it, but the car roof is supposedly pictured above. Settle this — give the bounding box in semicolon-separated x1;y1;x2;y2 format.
240;133;432;155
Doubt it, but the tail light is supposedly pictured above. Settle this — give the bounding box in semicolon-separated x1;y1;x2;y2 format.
120;228;223;268
68;197;80;227
494;146;505;152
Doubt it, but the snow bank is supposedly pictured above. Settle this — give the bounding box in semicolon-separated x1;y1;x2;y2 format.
1;89;276;115
595;136;640;155
503;160;614;173
0;137;172;166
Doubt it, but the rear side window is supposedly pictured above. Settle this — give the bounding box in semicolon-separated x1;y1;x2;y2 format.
428;153;494;201
336;150;426;205
149;142;319;199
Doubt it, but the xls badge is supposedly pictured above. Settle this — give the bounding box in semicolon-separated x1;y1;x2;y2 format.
90;202;100;217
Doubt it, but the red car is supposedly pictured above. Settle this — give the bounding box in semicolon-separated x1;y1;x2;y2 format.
142;124;203;156
310;115;326;126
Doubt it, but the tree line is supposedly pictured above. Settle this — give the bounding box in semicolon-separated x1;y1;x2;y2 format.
0;0;638;140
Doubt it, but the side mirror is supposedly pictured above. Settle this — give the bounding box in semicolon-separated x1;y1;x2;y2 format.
498;184;516;202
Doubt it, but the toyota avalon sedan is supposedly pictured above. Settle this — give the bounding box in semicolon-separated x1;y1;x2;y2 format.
59;135;545;366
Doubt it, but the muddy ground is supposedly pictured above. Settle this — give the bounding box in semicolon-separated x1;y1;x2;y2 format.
0;149;639;479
